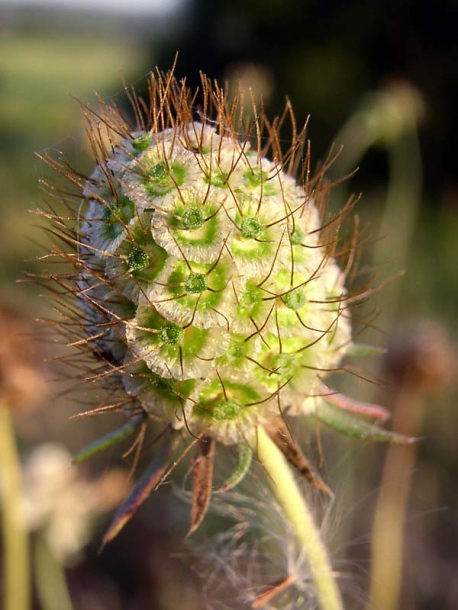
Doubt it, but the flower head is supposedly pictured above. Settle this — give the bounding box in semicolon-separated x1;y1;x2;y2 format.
40;69;412;544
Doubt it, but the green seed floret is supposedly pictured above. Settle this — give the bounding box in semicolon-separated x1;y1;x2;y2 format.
283;288;306;311
143;162;187;196
184;272;207;294
289;227;306;246
194;380;261;422
244;167;264;188
127;246;149;271
244;167;277;195
100;195;135;241
182;207;204;230
132;134;153;152
240;216;264;239
206;169;229;188
210;399;241;421
158;322;183;346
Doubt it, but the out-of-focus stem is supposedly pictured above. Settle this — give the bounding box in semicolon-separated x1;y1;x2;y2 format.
373;128;422;327
34;534;74;610
256;425;343;610
0;402;31;610
331;86;423;328
368;387;424;610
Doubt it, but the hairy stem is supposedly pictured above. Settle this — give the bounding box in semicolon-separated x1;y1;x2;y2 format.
0;402;31;610
256;425;343;610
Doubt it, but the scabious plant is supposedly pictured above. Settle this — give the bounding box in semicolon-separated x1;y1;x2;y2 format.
39;68;413;609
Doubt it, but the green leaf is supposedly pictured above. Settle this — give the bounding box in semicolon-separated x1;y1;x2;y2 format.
317;402;417;444
346;343;387;357
73;414;145;464
318;382;390;421
218;442;252;492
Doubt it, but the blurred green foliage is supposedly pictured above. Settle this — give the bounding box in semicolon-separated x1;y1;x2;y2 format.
0;30;143;288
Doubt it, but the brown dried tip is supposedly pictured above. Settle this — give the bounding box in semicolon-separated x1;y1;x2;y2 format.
190;436;215;534
250;574;296;608
265;418;332;496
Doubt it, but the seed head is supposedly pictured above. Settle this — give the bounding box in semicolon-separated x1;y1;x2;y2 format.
39;68;407;541
75;87;350;444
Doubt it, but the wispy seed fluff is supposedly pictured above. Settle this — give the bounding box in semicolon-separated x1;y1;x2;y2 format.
71;77;352;447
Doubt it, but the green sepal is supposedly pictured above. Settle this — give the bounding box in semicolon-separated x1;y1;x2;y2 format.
346;343;387;357
218;443;253;492
316;402;417;444
73;414;146;464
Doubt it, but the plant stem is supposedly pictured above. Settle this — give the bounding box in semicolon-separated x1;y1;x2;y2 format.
369;386;423;610
256;425;343;610
34;534;74;610
373;126;422;328
0;402;31;610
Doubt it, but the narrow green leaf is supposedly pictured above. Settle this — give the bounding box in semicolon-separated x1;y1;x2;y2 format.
317;402;417;444
73;414;145;464
101;429;173;547
218;442;252;492
318;382;390;421
346;343;387;357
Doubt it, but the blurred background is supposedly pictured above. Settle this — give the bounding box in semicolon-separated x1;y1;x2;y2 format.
0;1;457;608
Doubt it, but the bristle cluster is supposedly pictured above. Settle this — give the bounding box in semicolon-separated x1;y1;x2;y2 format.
42;71;353;445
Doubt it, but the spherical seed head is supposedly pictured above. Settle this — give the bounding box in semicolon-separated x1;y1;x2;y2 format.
52;71;353;445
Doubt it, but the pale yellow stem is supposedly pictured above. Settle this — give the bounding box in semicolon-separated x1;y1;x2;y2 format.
0;402;31;610
34;534;74;610
369;388;423;610
256;425;343;610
